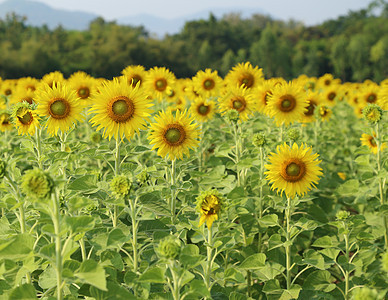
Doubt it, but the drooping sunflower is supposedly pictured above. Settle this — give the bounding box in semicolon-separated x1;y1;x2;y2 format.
265;143;323;198
67;71;97;106
35;82;84;136
189;96;216;123
89;78;153;141
224;62;264;90
192;69;223;98
196;189;224;229
317;105;332;122
360;132;387;154
143;67;176;101
218;84;256;121
266;81;308;126
0;110;12;132
148;109;200;160
11;102;40;136
121;65;148;88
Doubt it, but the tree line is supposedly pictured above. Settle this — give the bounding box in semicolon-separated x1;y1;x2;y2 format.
0;0;387;82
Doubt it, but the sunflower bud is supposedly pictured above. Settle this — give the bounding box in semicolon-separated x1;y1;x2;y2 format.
90;132;102;144
287;128;300;143
362;104;383;125
136;169;149;185
110;175;131;198
252;132;266;147
0;159;6;179
156;235;181;260
21;168;53;200
225;109;239;124
196;189;224;228
336;210;350;221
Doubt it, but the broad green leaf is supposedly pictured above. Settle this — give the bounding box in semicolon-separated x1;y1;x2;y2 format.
9;284;37;300
138;219;169;232
180;254;204;269
303;270;336;292
263;279;282;295
229;291;248;300
138;267;165;283
301;250;325;270
225;268;246;283
259;214;279;227
180;270;195;286
107;228;129;248
0;233;34;259
101;250;124;271
239;253;266;269
336;179;359;196
279;285;301;300
75;259;107;291
68;175;97;191
90;281;136;300
38;266;56;290
255;262;285;281
311;236;334;248
65;216;95;233
139;191;170;216
268;234;284;251
186;280;211;298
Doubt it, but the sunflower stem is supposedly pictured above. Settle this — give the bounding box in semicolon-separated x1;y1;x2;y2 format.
344;231;350;300
35;127;43;169
233;123;242;186
129;196;139;273
171;158;177;223
52;191;64;300
114;138;121;176
169;261;181;300
258;146;264;253
205;226;213;293
375;123;387;248
285;196;292;291
198;123;204;172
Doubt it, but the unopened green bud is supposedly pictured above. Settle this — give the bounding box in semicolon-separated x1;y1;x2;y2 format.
362;104;383;125
225;109;239;124
110;175;131;198
91;132;102;144
287;128;300;142
136;170;149;184
336;210;350;221
21;168;53;200
156;235;181;260
252;132;266;147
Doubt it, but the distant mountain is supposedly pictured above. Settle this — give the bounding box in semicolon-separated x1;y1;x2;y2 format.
0;0;270;35
117;7;270;37
0;0;98;30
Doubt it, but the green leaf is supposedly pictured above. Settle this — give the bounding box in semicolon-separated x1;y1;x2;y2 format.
65;216;95;233
139;191;170;216
239;253;266;269
225;268;246;283
263;279;282;295
138;267;165;283
336;179;359;196
107;228;129;248
301;250;325;270
90;281;136;300
268;234;284;251
0;233;34;259
68;175;97;191
180;270;195;286
255;262;285;281
311;236;334;248
279;285;301;300
258;214;279;227
303;270;336;292
9;284;37;300
186;280;211;298
38;266;57;290
75;259;107;291
138;219;168;232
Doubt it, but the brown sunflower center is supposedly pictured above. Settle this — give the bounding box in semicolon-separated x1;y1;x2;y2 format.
232;97;246;112
155;78;167;91
21;97;33;104
108;96;135;123
367;93;377;103
198;104;210;115
26;85;36;92
279;95;296;112
18;112;33;125
239;73;254;88
1;114;10;125
77;87;90;99
203;79;215;90
163;124;186;146
327;92;336;101
4;89;11;96
281;160;306;182
369;136;377;147
49;98;70;119
305;101;316;116
324;79;331;86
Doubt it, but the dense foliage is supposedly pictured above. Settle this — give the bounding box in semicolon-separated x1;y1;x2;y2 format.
1;0;388;81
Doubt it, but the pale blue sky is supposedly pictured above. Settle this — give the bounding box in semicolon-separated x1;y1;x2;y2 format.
23;0;372;25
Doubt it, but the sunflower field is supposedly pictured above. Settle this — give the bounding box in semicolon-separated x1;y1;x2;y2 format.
0;63;387;300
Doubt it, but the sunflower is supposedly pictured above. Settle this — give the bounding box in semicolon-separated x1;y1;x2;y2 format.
358;83;380;106
40;71;65;88
143;67;176;101
10;86;35;105
11;102;40;136
121;65;148;88
35;82;84;136
321;85;339;107
218;84;256;121
68;71;97;106
360;132;387;154
189;96;216;123
266;81;308;126
254;80;277;115
302;91;322;123
224;62;264;90
317;73;341;89
378;84;388;110
0;110;12;132
148;109;200;160
265;143;323;198
192;69;223;98
196;190;224;228
17;77;40;92
89;78;153;141
1;80;15;99
318;105;332;122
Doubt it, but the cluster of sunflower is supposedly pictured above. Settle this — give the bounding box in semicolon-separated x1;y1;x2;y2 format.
0;63;387;227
